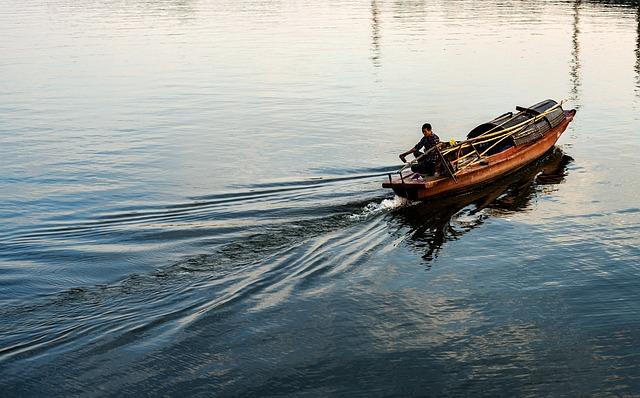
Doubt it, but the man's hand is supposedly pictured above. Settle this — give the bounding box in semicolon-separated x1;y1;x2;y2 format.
399;154;407;163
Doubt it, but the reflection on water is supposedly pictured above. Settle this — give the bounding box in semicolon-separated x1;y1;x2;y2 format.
636;4;640;94
370;0;381;67
570;0;582;104
394;148;573;262
2;0;640;395
392;0;427;21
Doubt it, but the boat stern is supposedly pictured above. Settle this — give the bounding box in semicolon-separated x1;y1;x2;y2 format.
382;172;441;200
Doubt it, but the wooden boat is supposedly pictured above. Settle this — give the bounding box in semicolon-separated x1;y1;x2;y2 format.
382;99;577;200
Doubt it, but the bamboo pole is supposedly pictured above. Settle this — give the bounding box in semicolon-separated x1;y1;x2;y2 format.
436;146;457;182
393;101;567;180
441;101;564;157
453;104;563;175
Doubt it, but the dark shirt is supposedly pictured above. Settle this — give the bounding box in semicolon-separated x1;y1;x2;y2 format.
414;133;440;162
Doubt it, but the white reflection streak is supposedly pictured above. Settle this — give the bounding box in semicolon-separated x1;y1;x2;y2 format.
636;4;640;96
371;0;381;68
570;0;581;105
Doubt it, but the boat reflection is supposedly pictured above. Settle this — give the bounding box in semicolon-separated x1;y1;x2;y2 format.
392;147;573;263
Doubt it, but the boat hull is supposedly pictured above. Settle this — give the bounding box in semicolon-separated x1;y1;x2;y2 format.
382;112;575;200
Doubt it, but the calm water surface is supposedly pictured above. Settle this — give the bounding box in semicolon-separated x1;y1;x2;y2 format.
2;0;640;396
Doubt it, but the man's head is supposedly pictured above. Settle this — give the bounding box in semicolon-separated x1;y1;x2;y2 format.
422;123;432;136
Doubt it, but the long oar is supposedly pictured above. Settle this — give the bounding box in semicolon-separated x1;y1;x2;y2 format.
436;146;457;182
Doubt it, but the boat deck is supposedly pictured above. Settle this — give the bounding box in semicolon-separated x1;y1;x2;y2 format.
388;171;445;186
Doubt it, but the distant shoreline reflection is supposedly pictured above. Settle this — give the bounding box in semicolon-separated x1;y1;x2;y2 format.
392;147;573;263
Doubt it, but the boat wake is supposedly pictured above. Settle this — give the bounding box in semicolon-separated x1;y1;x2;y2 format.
348;195;412;220
0;151;575;387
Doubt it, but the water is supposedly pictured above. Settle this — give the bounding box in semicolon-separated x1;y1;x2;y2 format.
1;0;640;395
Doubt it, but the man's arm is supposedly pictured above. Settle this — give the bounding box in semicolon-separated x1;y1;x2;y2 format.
399;148;416;163
399;140;423;163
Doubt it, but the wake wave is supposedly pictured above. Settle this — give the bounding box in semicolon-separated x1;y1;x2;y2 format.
348;195;411;220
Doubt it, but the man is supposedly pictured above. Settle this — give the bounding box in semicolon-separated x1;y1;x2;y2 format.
399;123;440;175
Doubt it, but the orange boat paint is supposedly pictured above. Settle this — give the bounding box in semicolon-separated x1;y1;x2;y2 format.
383;109;576;200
